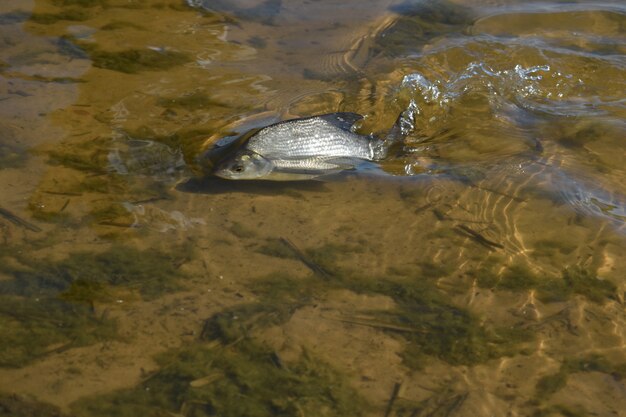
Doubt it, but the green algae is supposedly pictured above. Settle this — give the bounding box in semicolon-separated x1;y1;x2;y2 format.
72;338;366;417
418;261;455;279
535;354;626;403
257;276;319;305
71;294;365;417
201;303;296;345
242;257;532;369
375;0;472;58
533;404;588;417
568;355;626;380
202;274;321;345
30;0;107;26
47;139;109;173
0;296;117;367
392;385;468;417
534;239;578;256
43;137;176;217
535;369;568;401
556;124;603;149
79;175;126;194
51;0;107;6
156;91;228;111
0;243;191;299
0;243;192;367
0;392;70;417
28;202;72;224
242;242;535;369
255;238;297;259
60;280;115;306
87;47;190;74
559;267;617;303
471;263;539;291
531;355;626;416
88;202;133;225
30;8;91;24
340;276;533;367
100;20;145;31
472;264;617;304
304;242;365;271
33;75;85;84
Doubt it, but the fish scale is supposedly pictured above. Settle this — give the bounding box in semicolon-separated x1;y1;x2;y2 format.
247;117;374;160
272;157;353;171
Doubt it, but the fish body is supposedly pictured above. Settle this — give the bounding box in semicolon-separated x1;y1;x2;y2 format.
213;112;404;180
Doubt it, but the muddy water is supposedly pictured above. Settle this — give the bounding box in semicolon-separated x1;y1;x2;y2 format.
0;0;625;416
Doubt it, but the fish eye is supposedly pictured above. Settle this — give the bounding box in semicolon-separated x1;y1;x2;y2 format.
233;164;244;173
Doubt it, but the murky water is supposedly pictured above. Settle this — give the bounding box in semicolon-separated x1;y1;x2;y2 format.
0;0;625;416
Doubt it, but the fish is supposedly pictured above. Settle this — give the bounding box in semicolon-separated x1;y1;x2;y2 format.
212;112;409;180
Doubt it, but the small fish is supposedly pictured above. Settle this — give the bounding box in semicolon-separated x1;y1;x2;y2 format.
213;112;408;180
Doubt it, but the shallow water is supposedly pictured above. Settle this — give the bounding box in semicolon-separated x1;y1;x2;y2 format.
0;0;625;416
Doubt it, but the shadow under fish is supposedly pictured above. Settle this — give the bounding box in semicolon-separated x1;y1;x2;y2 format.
203;111;411;181
175;175;330;195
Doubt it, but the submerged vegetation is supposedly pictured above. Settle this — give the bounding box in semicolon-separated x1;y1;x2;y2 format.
156;91;229;111
0;243;192;299
532;355;626;416
30;8;91;24
59;250;537;414
0;243;192;366
0;297;116;367
70;275;362;416
30;0;193;72
0;393;69;417
471;263;617;304
335;273;534;368
535;354;626;401
213;251;534;369
47;137;110;173
37;135;180;227
87;47;190;74
254;240;534;367
29;0;196;26
72;338;366;417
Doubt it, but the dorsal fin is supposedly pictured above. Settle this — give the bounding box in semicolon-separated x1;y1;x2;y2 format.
317;112;364;131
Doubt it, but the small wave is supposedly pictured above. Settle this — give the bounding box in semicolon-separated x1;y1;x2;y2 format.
390;58;625;228
401;62;589;115
553;169;626;225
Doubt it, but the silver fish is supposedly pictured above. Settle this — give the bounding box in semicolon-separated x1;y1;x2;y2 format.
213;112;406;180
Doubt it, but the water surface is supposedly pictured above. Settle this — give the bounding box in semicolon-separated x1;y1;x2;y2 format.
0;0;625;416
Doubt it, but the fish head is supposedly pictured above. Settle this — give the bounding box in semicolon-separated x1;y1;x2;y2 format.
213;149;274;180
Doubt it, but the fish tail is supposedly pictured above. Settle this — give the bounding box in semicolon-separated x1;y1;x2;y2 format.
372;107;416;159
390;102;417;143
